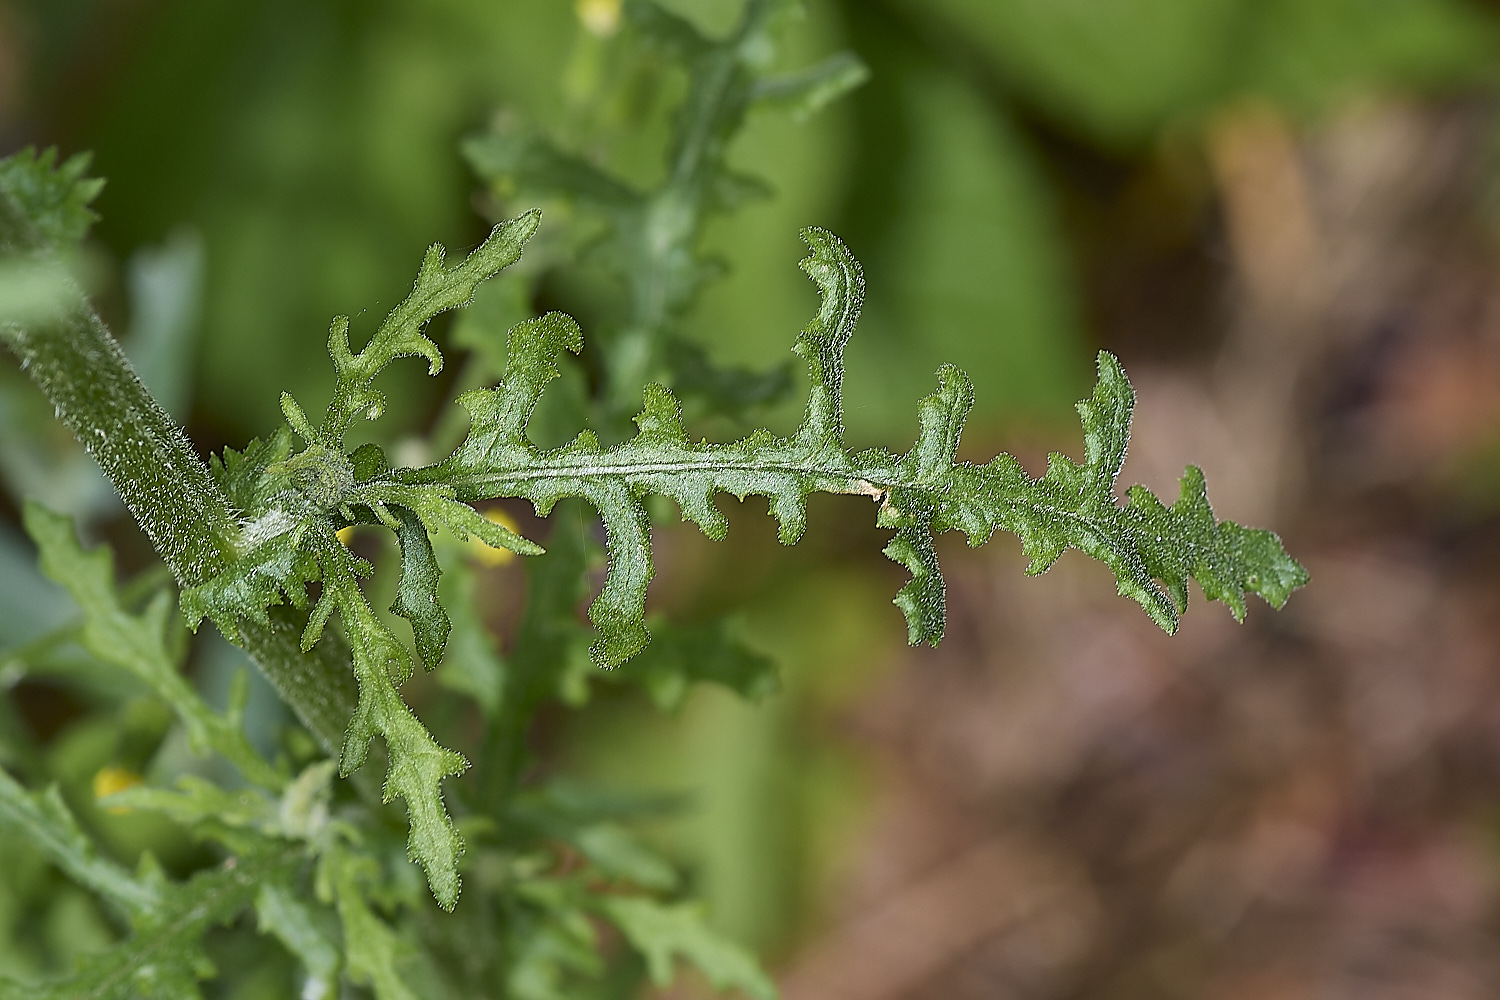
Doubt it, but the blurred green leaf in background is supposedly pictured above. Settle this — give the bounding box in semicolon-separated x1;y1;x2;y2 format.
2;0;1498;991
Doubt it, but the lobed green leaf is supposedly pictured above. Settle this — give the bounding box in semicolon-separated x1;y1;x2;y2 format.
751;50;872;121
24;502;284;790
318;841;421;1000
0;764;158;917
0;147;104;251
171;219;554;908
464;0;868;420
600;896;778;1000
399;226;1303;664
184;219;1304;917
255;882;341;1000
6;848;298;1000
314;210;540;448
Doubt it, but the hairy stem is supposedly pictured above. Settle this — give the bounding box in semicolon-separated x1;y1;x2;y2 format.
0;196;357;757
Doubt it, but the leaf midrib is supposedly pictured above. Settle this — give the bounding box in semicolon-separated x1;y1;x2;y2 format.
396;452;1147;558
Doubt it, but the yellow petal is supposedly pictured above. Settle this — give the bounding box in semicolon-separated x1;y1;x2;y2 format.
92;766;143;815
471;508;519;567
577;0;621;37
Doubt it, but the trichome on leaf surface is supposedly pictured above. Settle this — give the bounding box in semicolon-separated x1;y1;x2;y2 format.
0;4;1305;997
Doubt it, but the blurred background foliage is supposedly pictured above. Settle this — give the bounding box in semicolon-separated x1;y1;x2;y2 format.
6;0;1500;996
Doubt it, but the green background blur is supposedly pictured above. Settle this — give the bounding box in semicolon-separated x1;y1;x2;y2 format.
4;0;1499;983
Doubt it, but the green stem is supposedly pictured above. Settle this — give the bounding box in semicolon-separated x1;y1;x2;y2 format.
596;0;777;413
0;198;357;758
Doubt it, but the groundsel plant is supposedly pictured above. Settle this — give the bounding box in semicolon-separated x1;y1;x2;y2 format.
0;6;1305;999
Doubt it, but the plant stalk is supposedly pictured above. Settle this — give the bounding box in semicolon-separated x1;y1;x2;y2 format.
0;196;358;757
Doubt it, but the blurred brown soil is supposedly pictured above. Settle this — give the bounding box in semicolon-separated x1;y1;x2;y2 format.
777;100;1500;1000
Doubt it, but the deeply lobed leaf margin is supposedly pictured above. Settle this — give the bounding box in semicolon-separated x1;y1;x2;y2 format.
400;226;1306;661
176;217;1306;912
